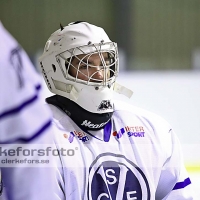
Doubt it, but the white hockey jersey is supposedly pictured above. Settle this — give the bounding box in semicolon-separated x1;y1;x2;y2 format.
0;22;56;200
49;100;194;200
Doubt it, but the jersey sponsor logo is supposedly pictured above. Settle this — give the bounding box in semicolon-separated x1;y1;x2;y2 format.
67;131;89;143
113;126;145;139
81;120;107;129
98;100;112;111
87;153;150;200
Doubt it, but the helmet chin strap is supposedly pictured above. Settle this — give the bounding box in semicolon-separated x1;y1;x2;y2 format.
69;82;133;101
113;82;133;98
52;78;133;100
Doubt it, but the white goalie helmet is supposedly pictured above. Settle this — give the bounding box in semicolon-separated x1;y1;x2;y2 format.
39;21;132;114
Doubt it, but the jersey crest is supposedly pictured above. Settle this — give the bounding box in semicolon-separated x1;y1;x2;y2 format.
87;153;150;200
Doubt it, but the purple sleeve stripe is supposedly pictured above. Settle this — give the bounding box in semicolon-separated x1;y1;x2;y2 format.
35;84;41;91
0;119;52;144
0;84;41;120
172;177;191;190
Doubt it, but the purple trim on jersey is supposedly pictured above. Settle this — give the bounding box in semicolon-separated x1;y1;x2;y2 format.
0;84;41;120
35;84;41;91
69;132;75;143
83;130;102;141
103;120;112;142
0;119;52;144
172;177;191;190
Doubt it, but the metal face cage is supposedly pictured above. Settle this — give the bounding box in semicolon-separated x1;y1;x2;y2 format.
58;42;119;87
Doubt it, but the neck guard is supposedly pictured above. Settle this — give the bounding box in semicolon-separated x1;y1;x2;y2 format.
46;95;113;130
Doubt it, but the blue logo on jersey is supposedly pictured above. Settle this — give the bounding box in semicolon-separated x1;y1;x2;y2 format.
113;126;145;139
69;131;89;143
87;153;150;200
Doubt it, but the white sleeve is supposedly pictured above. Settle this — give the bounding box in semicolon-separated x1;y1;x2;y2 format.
0;21;57;200
155;129;194;199
1;135;57;200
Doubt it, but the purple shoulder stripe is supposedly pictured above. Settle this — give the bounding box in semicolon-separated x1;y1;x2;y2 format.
173;177;191;190
0;84;41;120
0;119;52;144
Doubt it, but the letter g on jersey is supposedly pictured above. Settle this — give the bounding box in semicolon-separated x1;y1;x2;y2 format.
87;153;150;200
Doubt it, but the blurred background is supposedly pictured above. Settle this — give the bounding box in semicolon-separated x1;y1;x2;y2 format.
1;0;199;198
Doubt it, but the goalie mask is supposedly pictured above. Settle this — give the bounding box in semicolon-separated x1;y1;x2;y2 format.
39;22;132;120
39;22;134;129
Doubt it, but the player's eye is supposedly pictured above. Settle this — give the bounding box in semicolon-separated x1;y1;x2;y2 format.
105;58;114;66
79;65;88;70
105;60;111;65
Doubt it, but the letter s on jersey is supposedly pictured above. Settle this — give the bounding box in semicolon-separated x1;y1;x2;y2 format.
87;153;151;200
